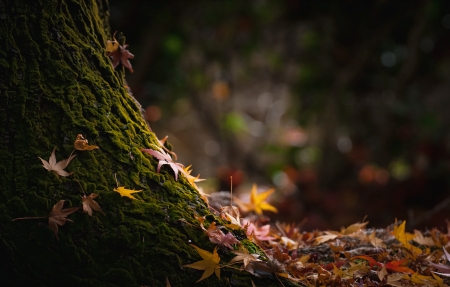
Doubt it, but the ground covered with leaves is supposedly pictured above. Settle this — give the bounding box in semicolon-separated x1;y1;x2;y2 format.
185;187;450;287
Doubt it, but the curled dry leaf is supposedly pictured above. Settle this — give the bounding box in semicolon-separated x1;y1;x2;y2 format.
38;147;76;177
74;134;99;151
48;200;79;240
106;31;119;53
82;193;105;216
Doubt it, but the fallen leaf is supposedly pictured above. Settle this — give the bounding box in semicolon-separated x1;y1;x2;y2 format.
314;233;338;245
413;230;435;246
340;221;368;235
377;266;388;281
385;259;415;274
74;134;99;151
107;39;134;73
387;273;405;287
223;212;241;230
243;219;275;242
228;246;259;268
208;229;239;250
234;184;278;215
368;231;387;248
183;244;220;282
113;186;142;200
351;255;382;268
429;247;450;275
48;200;79;239
39;147;76;177
393;220;422;256
82;193;105;216
106;31;119;53
141;147;184;181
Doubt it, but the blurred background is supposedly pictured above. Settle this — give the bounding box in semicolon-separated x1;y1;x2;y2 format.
108;0;450;231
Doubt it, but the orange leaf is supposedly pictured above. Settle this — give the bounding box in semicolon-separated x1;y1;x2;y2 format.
385;260;415;274
74;134;99;151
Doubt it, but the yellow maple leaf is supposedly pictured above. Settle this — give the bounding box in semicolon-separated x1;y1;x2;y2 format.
393;220;422;256
183;244;220;282
228;246;259;268
113;186;142;200
234;184;278;215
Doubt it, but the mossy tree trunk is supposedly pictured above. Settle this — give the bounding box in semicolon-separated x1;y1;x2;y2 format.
0;1;300;287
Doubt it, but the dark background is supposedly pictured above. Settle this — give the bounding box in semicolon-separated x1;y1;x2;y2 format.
108;0;450;231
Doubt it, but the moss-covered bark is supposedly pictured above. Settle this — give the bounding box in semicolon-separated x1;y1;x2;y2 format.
0;1;300;286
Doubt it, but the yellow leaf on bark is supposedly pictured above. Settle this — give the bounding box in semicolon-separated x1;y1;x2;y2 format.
183;244;221;282
113;186;142;200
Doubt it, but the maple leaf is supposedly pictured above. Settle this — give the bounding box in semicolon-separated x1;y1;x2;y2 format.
229;246;259;268
107;39;134;73
38;147;76;177
412;230;435;246
82;193;105;216
393;220;422;256
183;244;221;282
141;147;184;181
182;165;206;187
113;186;142;200
368;231;387;248
208;229;239;250
74;134;99;151
223;212;242;230
314;232;339;245
106;31;119;53
385;259;415;274
340;221;368;235
242;219;275;242
48;200;79;240
234;184;278;215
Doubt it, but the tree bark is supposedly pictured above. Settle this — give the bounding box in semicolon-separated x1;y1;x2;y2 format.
0;1;298;286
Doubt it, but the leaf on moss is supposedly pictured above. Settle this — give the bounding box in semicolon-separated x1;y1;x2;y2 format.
82;193;105;216
113;186;142;200
74;134;99;151
38;147;76;177
141;147;184;181
107;34;134;73
48;200;79;240
106;31;119;53
228;246;259;268
208;229;239;250
183;244;221;282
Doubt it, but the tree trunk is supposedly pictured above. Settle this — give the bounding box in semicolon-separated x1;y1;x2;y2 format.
0;1;298;286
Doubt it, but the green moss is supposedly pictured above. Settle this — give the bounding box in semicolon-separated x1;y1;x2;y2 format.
0;1;300;286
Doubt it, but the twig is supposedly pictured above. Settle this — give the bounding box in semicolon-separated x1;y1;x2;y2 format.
12;216;46;221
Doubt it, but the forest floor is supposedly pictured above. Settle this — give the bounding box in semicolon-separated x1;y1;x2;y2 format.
192;189;450;287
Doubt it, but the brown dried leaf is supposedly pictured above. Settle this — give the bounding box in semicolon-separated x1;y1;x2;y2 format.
229;246;259;268
48;200;79;239
82;193;105;216
39;147;76;177
74;134;99;151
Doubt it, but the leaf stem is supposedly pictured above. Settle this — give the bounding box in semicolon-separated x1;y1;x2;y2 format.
12;216;46;221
